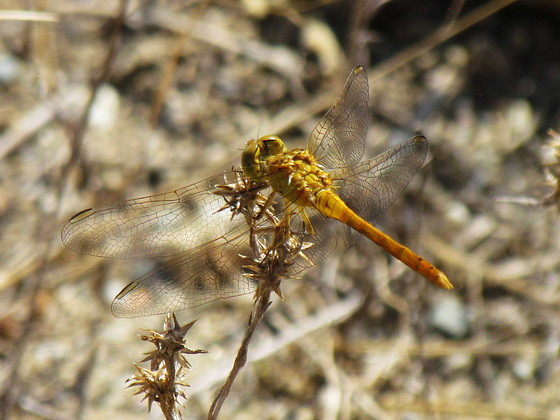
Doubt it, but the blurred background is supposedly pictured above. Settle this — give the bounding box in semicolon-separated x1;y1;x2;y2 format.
1;0;560;419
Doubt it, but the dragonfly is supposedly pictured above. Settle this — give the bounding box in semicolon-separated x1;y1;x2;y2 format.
62;65;452;318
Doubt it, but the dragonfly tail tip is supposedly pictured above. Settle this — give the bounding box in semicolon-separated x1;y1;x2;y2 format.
436;272;454;290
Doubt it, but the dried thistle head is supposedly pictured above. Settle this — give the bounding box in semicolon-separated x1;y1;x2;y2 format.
126;314;207;420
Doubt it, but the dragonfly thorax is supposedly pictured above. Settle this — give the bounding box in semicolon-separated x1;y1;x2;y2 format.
241;135;334;209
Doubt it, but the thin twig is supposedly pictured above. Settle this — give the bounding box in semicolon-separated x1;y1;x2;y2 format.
208;292;272;419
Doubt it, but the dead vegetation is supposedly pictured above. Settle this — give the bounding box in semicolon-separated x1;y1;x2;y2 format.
1;0;560;419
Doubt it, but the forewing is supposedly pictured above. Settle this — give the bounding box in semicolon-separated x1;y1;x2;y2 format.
307;65;369;169
61;173;243;259
332;136;429;228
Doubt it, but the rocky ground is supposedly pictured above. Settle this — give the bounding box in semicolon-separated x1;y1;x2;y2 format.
1;0;560;419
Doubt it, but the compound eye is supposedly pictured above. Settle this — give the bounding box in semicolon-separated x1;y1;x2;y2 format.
261;137;286;156
241;140;261;178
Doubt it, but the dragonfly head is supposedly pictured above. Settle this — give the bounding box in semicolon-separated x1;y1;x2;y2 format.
242;135;287;180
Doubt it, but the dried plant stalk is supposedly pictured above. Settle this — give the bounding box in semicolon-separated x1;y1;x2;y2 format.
209;174;314;419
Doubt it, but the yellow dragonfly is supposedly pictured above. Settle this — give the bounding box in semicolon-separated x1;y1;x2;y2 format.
62;65;452;318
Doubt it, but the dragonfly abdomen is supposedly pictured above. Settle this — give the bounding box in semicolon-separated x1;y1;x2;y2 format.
315;190;453;290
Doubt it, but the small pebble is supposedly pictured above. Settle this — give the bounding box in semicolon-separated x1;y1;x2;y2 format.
430;295;469;338
0;54;21;84
88;84;121;130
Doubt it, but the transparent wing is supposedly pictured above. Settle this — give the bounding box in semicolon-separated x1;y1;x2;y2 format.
110;204;338;318
61;173;245;259
63;169;340;317
331;136;429;228
306;65;369;169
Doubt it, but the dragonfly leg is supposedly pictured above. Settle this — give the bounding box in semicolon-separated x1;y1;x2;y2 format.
252;190;276;221
300;209;315;235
